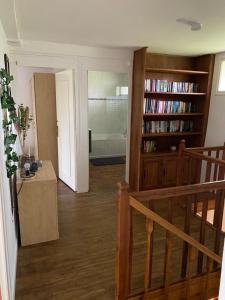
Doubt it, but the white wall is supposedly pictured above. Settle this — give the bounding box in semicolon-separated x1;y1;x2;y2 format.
0;20;18;300
11;66;60;154
205;52;225;146
9;40;133;192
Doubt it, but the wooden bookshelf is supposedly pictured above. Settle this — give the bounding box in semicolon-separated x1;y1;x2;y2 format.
143;113;204;117
145;92;206;96
145;67;209;75
129;49;215;191
142;132;202;138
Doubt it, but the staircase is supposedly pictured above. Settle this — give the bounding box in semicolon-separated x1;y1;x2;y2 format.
115;143;225;300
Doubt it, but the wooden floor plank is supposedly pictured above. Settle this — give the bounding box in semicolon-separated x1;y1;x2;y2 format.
16;164;223;300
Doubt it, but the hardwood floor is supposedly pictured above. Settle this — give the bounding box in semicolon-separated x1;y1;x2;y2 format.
15;164;224;299
16;164;125;300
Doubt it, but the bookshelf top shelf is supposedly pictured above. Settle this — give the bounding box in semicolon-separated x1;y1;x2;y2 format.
142;131;201;138
145;67;209;75
144;92;206;96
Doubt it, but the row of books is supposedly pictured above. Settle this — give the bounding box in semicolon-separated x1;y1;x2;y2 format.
142;120;194;133
142;140;157;153
143;99;195;114
144;79;198;93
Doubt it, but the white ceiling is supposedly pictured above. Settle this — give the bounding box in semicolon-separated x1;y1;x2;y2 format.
1;0;225;55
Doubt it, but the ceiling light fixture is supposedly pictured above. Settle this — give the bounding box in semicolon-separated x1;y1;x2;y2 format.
176;18;202;31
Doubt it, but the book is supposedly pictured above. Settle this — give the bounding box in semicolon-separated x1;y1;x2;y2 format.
143;98;195;114
144;79;198;93
143;120;194;134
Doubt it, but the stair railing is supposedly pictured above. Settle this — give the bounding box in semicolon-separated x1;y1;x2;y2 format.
177;141;225;274
116;180;225;300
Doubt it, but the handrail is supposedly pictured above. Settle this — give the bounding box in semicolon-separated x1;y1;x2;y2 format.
184;149;225;167
187;145;225;152
129;196;222;265
130;179;225;202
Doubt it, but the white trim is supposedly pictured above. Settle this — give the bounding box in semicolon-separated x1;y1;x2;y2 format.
126;51;134;182
9;39;132;60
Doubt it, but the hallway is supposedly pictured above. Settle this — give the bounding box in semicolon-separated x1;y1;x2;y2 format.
16;164;125;300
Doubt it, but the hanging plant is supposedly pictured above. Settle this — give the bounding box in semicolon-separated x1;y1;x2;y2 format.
0;62;19;178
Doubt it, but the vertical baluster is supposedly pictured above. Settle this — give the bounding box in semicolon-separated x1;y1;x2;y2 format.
198;195;209;273
214;189;225;270
194;157;201;214
164;199;173;298
181;195;192;278
202;257;213;300
116;182;132;300
213;150;220;181
205;151;212;182
129;207;133;290
144;218;154;294
164;231;173;298
186;245;195;300
187;157;193;185
197;155;211;273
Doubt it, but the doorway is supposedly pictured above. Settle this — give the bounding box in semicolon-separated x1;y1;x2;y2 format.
12;66;77;191
88;71;128;189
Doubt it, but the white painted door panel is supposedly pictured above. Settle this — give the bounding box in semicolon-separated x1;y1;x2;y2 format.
55;70;76;191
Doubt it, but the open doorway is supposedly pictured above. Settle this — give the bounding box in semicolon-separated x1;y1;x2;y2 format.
88;71;128;190
12;66;77;191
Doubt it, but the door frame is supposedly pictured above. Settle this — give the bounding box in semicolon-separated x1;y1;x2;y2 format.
76;56;133;192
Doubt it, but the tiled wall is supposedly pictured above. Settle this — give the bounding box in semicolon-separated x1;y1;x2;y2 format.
88;71;128;158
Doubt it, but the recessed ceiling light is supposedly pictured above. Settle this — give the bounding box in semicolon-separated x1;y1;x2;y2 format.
176;18;202;31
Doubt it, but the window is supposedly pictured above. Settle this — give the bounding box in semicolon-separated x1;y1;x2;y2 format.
218;60;225;93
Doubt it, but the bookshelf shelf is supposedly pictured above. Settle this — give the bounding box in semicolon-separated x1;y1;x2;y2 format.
141;151;178;157
144;92;206;96
143;113;204;117
129;48;215;192
145;67;209;75
142;132;202;138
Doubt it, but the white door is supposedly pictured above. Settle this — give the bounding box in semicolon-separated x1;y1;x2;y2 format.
55;70;76;191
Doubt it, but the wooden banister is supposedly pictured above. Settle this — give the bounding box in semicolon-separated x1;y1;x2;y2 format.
184;149;225;167
116;182;132;300
130;180;225;202
129;196;222;265
187;146;225;152
144;219;154;293
116;144;225;299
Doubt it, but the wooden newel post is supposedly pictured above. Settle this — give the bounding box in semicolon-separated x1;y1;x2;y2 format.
176;139;186;186
115;181;131;300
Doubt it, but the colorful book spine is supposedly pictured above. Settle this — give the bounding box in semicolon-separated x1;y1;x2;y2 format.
143;140;157;153
144;79;198;93
143;99;195;114
143;120;194;134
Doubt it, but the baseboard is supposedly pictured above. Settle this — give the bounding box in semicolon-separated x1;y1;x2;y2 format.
89;154;125;159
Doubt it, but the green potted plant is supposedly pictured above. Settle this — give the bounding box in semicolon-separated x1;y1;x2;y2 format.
15;104;33;155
